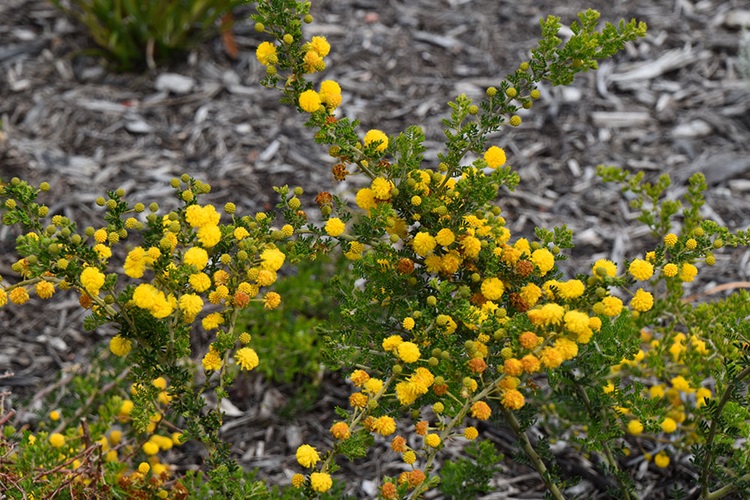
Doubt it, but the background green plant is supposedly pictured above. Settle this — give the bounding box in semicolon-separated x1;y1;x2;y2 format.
50;0;244;70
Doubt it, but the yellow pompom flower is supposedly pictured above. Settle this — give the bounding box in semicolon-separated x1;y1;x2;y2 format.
255;41;277;66
263;291;281;310
197;224;221;247
94;228;108;243
382;334;403;352
234;227;249;240
480;277;504;300
94;243;111;261
310;472;332;493
654;451;670;468
627;420;644;436
661;417;677;433
299;89;321;113
296;444;320;468
630;288;654;312
184;247;209;270
628;259;654;280
189;272;211;292
110;336;132;357
484;146;507;169
601;296;623;317
80;267;105;296
201;346;223;371
592;258;617;278
142;441;159;455
201;312;224;331
319;80;342;109
664;233;678;247
402;450;417;464
464;427;479;440
235;347;259;371
309;36;330;57
372;416;397;436
371;177;393;200
49;410;60;421
49;433;66;448
402;317;415;330
412;232;437;256
138;462;150;474
178;294;203;319
531;248;555;275
355;188;377;211
564;310;590;336
35;281;55;299
364;129;389;152
663;263;678;277
397;342;421;363
501;389;525;410
461;235;481;258
679;263;698;282
435;228;455;247
470;401;492;420
291;473;305;488
260;248;286;271
325;217;346;237
330;422;351;440
424;434;441;448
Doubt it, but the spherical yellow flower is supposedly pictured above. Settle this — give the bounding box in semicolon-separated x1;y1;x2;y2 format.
424;433;441;448
330;422;351;440
201;347;223;371
480;277;504;301
382;334;403;352
630;288;654;312
142;441;159;455
628;259;654;280
325;217;346;237
397;342;421;363
110;335;132;357
435;228;455;247
49;432;65;448
470;401;492;420
464;426;479;440
502;389;525;410
664;233;678;247
296;444;319;468
654;451;670;468
189;272;211;292
80;267;105;296
364;378;384;394
349;392;368;408
263;291;281;310
201;313;224;331
94;228;108;243
661;417;677;433
299;89;321;113
679;263;698;282
138;462;150;474
197;224;221;248
310;471;333;492
291;473;305;488
592;258;617;278
35;281;55;299
235;347;259;371
371;177;393;200
556;279;585;300
627;420;644;436
412;232;437;256
531;248;555;275
255;41;277;66
484;146;507;169
461;235;482;258
402;317;415;330
184;247;209;270
601;296;623;317
402;450;417;464
319;79;342;109
564;310;590;336
260;248;286;271
355;188;377;211
364;129;389;152
349;369;370;386
539;346;563;369
178;294;203;318
503;358;523;377
372;416;397;436
519;283;542;308
663;263;678;277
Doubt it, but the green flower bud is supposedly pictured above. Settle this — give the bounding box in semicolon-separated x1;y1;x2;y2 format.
134;202;145;212
254;22;265;32
149;202;159;212
39;182;50;191
170;178;181;188
106;199;117;210
115;188;125;198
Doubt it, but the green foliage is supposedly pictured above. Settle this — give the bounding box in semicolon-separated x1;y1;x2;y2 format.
49;0;244;70
439;440;504;498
